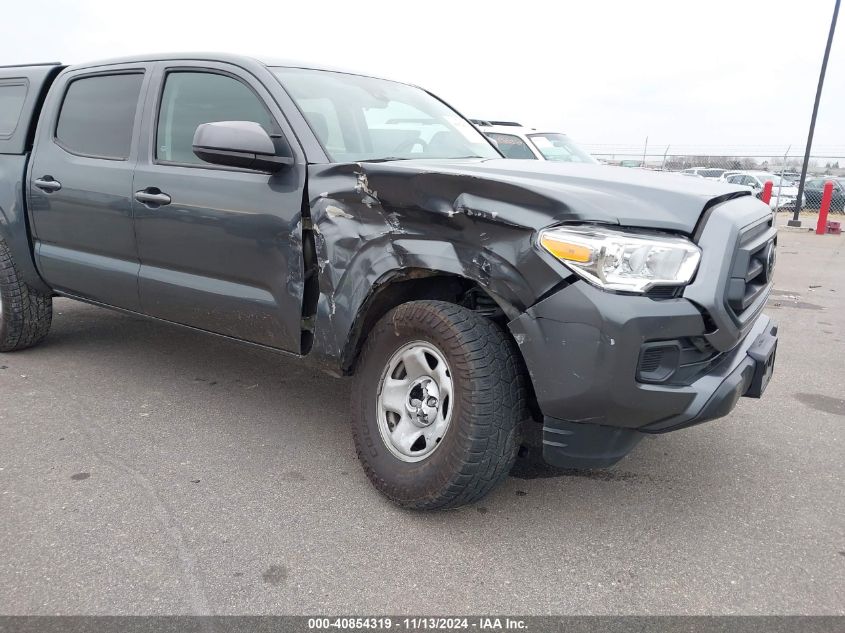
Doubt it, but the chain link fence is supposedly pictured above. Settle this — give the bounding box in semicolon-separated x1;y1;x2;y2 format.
581;145;845;213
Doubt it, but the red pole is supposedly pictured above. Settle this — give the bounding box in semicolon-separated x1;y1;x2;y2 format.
816;181;834;234
762;181;773;205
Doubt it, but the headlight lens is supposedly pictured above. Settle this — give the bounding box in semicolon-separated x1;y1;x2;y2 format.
539;225;701;293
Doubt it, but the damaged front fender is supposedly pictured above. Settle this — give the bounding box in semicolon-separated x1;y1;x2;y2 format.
303;162;568;375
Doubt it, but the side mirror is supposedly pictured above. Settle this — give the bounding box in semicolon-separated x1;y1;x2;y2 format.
192;121;293;172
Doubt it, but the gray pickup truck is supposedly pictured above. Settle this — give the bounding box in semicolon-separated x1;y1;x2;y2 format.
0;54;778;509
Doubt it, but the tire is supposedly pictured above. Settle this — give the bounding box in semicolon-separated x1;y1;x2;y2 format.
0;238;52;352
351;300;527;510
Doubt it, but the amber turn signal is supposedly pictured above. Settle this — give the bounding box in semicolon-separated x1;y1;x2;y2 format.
539;234;593;263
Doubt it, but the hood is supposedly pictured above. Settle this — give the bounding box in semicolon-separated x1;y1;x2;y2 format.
350;158;753;235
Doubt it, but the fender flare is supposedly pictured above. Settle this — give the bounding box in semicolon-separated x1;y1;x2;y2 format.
0;156;50;295
307;231;538;375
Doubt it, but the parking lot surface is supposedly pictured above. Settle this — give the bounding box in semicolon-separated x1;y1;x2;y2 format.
1;229;843;615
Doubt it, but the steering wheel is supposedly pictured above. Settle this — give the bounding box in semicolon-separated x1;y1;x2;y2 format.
391;136;428;155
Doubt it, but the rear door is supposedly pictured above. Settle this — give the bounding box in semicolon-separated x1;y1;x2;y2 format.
132;61;307;352
28;64;150;310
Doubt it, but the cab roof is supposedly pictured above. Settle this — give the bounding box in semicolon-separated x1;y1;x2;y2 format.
65;52;396;82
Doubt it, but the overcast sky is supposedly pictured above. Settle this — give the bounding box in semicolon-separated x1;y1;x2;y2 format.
3;0;842;156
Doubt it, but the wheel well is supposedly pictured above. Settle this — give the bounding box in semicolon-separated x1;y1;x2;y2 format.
342;271;508;374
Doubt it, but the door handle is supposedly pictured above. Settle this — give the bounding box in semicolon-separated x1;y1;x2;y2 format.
134;189;171;206
34;177;62;192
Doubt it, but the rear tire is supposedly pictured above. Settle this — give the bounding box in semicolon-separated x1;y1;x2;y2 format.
351;301;527;510
0;238;52;352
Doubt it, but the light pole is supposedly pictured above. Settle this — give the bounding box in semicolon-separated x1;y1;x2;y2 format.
789;0;840;227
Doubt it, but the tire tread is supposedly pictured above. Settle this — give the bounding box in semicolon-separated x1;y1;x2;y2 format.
0;238;52;352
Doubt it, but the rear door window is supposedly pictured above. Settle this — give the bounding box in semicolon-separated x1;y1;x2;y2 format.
0;81;27;137
55;73;144;159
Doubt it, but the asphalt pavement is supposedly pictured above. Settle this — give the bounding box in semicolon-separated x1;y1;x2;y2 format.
1;227;843;615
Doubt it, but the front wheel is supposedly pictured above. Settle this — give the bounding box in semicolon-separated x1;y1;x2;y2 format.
351;301;528;510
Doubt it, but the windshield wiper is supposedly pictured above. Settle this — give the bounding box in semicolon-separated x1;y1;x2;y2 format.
358;157;413;163
358;155;487;163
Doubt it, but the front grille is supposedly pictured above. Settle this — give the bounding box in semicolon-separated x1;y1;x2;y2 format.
683;196;777;352
726;218;776;322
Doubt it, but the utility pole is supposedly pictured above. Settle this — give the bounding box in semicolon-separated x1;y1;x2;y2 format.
789;0;840;227
642;136;648;168
661;145;670;171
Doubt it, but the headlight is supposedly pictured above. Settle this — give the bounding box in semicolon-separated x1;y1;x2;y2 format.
539;225;702;293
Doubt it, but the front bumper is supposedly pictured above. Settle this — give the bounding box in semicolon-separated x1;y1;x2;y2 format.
508;280;778;469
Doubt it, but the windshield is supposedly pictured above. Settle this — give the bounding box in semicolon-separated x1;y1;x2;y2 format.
486;133;537;160
527;133;597;163
273;68;500;162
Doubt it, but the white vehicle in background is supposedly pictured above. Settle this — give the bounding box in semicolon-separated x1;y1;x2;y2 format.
470;120;597;163
724;171;802;210
681;167;728;180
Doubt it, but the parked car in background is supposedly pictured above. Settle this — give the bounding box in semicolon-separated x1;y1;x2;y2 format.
681;167;727;180
470;120;597;163
724;171;802;210
804;177;845;212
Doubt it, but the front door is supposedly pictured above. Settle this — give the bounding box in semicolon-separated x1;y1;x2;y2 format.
132;63;306;352
28;65;150;311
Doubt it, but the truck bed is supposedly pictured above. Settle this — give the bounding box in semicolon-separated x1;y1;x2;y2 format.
0;63;64;155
